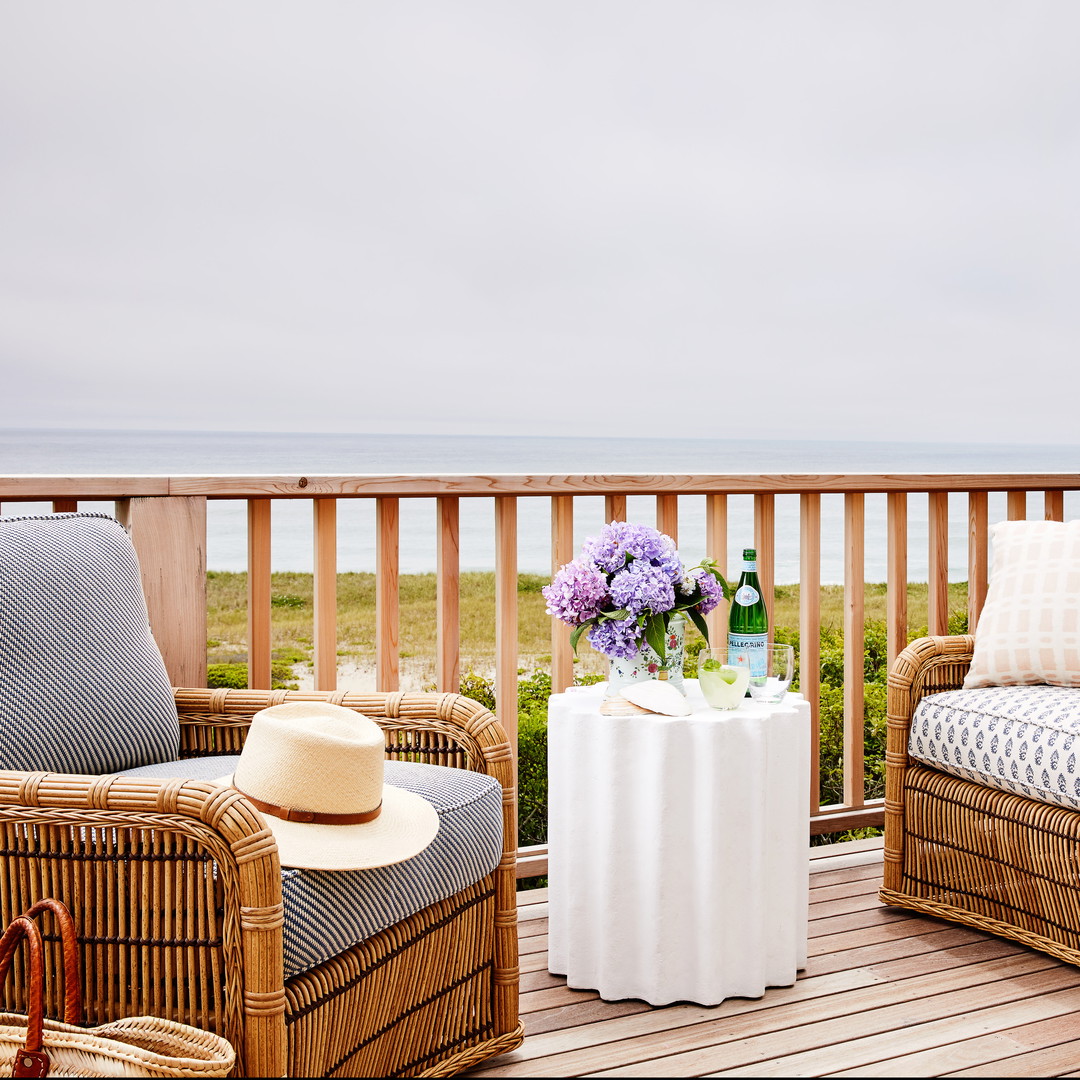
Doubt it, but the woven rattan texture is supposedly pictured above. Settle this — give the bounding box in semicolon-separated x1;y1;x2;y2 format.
285;878;502;1077
0;688;522;1077
882;634;1080;969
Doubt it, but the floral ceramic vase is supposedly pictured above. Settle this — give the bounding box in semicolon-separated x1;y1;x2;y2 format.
604;615;686;698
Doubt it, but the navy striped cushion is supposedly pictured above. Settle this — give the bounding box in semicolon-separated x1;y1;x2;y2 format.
0;512;180;773
118;755;505;978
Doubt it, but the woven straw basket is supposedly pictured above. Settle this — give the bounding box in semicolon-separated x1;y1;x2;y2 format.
0;1015;236;1078
0;900;235;1078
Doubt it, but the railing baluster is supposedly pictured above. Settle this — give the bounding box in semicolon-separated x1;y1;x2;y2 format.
313;497;337;691
968;492;989;632
605;494;626;523
551;496;574;692
376;496;400;691
122;496;208;688
754;494;775;640
800;493;821;815
51;499;77;513
1046;490;1064;522
495;496;519;750
247;498;272;690
705;493;728;649
437;496;461;693
844;492;865;809
887;492;908;668
928;491;949;635
656;494;678;541
1008;490;1027;520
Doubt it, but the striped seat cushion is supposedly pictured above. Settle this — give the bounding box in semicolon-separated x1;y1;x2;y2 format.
908;685;1080;811
118;755;505;979
0;512;180;773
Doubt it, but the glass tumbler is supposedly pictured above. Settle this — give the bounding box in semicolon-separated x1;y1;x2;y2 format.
748;643;794;704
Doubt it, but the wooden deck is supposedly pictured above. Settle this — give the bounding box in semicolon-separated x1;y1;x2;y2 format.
473;844;1080;1077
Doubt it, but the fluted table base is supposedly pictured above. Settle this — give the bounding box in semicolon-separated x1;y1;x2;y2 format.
548;681;810;1006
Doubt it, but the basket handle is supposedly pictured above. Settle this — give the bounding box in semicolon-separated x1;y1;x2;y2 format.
19;902;81;1026
0;916;50;1078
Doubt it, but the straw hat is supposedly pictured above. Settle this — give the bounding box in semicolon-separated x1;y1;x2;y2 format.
215;701;439;870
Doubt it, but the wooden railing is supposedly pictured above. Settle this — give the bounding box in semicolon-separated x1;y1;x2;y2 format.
4;472;1079;876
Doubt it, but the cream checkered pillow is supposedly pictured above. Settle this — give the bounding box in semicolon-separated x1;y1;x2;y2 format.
965;520;1080;688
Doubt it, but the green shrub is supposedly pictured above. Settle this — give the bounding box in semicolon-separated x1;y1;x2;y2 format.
454;669;555;848
457;671;496;712
206;662;299;691
270;593;306;608
518;710;548;848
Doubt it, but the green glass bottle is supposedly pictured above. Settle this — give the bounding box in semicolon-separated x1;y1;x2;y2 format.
728;547;768;680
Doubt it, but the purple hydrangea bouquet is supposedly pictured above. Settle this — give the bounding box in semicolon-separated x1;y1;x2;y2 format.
542;521;733;665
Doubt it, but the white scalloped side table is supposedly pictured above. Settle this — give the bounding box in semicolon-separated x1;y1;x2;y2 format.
547;680;811;1006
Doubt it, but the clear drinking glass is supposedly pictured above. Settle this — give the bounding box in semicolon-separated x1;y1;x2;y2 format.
748;643;794;704
699;648;752;710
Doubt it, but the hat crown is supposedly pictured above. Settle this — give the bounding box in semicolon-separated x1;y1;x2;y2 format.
233;702;384;816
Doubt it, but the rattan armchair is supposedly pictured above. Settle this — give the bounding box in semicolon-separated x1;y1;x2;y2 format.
0;687;523;1077
881;634;1080;966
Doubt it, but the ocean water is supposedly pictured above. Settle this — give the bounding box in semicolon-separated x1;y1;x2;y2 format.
3;428;1080;583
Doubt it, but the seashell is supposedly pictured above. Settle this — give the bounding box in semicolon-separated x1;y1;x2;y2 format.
598;696;651;717
621;680;692;716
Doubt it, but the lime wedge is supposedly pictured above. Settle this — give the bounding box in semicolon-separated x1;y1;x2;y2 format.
718;667;739;684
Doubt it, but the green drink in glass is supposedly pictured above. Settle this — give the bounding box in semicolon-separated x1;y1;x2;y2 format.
699;648;752;710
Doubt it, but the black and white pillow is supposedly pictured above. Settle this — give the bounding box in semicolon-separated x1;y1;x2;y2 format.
0;512;180;773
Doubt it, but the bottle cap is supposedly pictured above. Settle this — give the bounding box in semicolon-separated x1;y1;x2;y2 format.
743;548;756;560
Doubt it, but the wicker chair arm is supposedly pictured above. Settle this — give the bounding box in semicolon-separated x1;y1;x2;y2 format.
0;769;279;859
886;634;975;744
881;634;974;894
0;770;286;1075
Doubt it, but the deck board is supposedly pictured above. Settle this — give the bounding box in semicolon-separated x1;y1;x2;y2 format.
471;851;1080;1077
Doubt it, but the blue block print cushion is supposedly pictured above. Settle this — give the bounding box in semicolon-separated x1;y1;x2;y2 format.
909;684;1080;812
118;755;505;979
0;513;180;774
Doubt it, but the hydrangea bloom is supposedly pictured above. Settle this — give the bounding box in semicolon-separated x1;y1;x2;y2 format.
542;558;607;625
587;615;643;661
609;560;676;616
581;522;682;580
545;521;732;661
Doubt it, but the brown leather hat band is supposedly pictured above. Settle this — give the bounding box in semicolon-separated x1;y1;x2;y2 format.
237;789;383;826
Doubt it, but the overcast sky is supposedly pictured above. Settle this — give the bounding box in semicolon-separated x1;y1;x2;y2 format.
2;2;1078;444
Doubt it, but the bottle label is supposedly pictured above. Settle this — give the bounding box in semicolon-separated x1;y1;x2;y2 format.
728;633;768;677
734;584;760;606
743;559;758;572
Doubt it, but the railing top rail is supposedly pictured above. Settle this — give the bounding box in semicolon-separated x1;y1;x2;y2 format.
2;472;1080;500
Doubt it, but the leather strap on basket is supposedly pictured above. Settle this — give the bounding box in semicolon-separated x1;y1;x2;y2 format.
0;916;50;1077
21;900;81;1025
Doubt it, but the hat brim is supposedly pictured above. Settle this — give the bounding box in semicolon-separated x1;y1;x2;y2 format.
214;774;440;871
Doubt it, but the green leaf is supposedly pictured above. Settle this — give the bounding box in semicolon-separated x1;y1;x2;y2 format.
686;606;711;647
569;622;590;655
600;608;631;621
644;615;667;659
